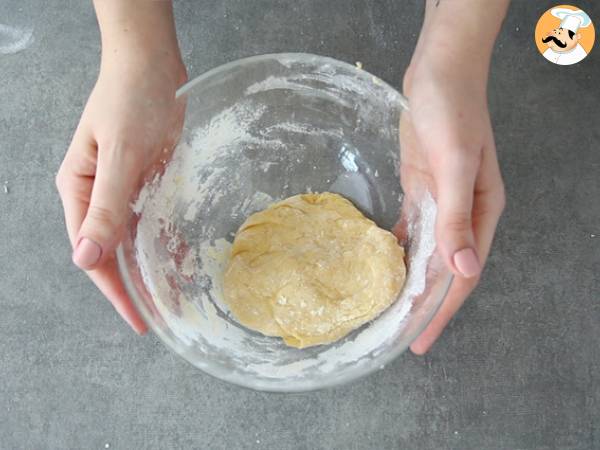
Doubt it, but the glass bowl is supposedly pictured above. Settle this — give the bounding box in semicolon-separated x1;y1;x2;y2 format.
116;53;452;392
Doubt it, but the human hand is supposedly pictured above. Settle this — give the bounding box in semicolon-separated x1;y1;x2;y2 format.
56;37;187;333
399;58;505;354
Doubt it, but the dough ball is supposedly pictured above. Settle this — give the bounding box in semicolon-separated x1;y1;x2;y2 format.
223;192;406;348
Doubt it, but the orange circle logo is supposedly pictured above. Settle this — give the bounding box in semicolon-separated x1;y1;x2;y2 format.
535;5;595;65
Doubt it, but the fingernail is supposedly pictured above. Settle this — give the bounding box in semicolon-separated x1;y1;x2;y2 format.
72;238;102;269
129;318;148;336
112;301;148;336
410;340;431;356
453;248;481;278
125;316;147;336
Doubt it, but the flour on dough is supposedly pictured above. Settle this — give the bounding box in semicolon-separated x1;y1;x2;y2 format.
223;192;406;348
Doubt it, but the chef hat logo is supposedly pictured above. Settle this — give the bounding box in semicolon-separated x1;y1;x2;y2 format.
551;8;592;33
535;4;595;66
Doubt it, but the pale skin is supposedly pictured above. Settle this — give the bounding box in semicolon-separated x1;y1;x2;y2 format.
402;0;508;353
56;0;508;352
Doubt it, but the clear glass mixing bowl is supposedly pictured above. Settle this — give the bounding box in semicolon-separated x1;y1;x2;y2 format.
116;53;452;392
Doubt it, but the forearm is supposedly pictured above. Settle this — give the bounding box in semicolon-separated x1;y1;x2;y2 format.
424;0;509;67
407;0;509;91
93;0;182;68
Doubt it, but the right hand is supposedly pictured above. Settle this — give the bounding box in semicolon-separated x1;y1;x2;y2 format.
56;49;187;333
399;58;505;354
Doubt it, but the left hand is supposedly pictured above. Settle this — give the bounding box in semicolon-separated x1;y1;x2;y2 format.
56;48;187;334
399;59;505;354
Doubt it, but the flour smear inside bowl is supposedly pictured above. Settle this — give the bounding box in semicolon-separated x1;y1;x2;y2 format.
127;54;438;387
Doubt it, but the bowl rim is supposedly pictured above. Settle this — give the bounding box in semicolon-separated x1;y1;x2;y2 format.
116;52;451;392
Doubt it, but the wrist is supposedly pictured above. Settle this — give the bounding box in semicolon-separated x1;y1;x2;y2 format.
100;42;185;74
421;33;493;75
404;0;508;96
99;33;183;76
95;0;184;80
99;50;186;95
423;0;508;60
404;43;489;98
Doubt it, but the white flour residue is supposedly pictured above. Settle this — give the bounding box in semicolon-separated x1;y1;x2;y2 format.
189;101;265;164
201;238;233;315
175;102;284;224
246;75;325;97
237;191;275;216
0;24;33;55
179;246;197;278
261;121;343;140
245;70;402;133
339;146;359;172
130;54;430;386
401;191;437;300
132;97;287;358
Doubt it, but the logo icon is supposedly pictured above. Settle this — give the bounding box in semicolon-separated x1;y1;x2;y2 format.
535;5;595;65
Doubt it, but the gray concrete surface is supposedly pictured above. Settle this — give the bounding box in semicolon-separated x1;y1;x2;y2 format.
1;0;599;449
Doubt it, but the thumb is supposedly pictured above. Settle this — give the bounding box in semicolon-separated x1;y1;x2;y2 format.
432;150;481;279
73;145;140;270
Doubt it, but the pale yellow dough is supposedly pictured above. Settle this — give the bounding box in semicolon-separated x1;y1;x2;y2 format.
223;192;406;348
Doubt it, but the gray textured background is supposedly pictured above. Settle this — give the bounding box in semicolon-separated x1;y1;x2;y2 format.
1;1;599;449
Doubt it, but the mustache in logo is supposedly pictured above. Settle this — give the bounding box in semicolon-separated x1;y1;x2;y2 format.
542;35;567;48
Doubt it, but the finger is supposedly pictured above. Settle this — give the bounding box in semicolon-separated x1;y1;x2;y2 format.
431;148;482;279
87;256;148;335
472;142;505;265
59;176;93;247
409;202;500;354
410;276;479;355
410;147;505;354
73;144;141;270
394;113;435;244
57;131;147;334
56;126;97;247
